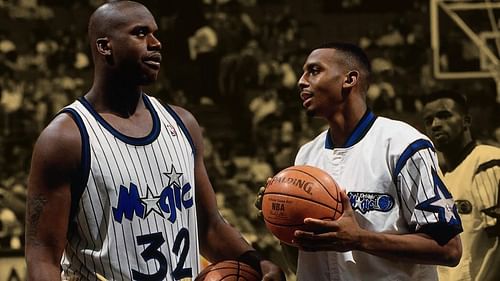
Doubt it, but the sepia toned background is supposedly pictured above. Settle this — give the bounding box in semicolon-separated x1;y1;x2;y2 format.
1;0;499;280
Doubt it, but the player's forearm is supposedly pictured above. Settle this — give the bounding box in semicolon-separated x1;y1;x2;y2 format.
26;257;62;281
357;230;461;266
201;217;254;262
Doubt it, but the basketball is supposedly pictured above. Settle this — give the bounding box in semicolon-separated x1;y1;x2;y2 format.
262;165;343;246
195;260;261;281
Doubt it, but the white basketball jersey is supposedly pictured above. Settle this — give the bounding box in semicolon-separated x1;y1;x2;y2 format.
60;94;200;281
294;111;462;281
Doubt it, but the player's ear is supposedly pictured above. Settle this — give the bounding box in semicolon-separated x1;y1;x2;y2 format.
96;37;111;56
343;71;359;89
463;113;472;129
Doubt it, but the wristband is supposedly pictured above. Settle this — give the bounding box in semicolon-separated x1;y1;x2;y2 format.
236;250;263;274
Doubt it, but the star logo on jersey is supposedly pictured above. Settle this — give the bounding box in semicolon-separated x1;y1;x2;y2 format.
140;185;164;218
415;168;461;226
164;165;183;187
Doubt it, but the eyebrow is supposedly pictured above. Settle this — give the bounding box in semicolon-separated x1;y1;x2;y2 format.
303;62;321;70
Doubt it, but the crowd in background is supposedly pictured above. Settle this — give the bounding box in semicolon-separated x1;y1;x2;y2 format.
1;0;500;275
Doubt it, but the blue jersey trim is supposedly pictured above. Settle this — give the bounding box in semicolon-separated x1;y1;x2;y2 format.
325;110;377;149
59;108;91;223
163;104;196;157
77;94;161;146
393;139;435;182
417;222;462;246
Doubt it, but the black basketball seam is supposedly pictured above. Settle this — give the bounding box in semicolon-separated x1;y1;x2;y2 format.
262;194;341;223
282;167;342;204
263;192;340;213
263;216;333;227
197;261;260;280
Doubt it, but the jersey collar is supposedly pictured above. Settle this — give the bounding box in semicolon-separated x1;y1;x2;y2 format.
444;141;477;173
325;109;377;149
77;94;161;145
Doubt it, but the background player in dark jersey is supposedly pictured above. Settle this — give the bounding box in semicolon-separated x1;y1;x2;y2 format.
25;1;285;280
422;90;500;281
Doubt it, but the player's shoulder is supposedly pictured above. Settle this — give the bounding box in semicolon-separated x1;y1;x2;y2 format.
474;144;500;155
32;110;82;168
167;104;201;136
296;129;329;158
40;111;81;146
374;116;431;146
161;103;202;148
146;95;200;130
471;144;500;169
370;117;435;160
375;116;427;140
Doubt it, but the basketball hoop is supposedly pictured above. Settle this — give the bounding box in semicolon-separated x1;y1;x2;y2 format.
431;0;500;101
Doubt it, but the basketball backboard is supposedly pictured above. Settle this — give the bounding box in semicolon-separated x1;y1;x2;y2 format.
430;0;500;79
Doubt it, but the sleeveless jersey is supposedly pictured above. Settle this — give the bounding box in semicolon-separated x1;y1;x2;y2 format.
60;94;200;281
294;110;462;281
438;144;500;281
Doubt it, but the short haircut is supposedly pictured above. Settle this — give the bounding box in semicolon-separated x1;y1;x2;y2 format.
422;89;469;114
313;42;372;76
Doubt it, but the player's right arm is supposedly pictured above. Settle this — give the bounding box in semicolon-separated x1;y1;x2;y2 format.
26;113;80;281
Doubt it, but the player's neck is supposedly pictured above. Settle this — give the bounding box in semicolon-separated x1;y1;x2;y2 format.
441;136;475;171
327;103;367;147
86;83;144;118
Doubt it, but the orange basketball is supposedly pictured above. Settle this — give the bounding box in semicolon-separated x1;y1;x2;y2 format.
195;260;261;281
262;165;343;246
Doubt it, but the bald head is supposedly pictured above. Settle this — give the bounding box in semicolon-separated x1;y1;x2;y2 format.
88;1;152;54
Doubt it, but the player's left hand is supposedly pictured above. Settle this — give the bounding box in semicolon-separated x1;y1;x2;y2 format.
254;178;272;219
259;260;286;281
293;190;365;252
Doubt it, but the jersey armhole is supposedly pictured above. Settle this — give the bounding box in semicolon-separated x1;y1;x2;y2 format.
162;104;197;157
58;108;91;222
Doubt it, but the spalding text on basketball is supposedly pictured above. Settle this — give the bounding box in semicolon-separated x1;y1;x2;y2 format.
271;176;313;195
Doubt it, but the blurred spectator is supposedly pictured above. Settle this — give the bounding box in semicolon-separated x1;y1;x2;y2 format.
0;171;27;250
248;147;274;184
249;88;280;131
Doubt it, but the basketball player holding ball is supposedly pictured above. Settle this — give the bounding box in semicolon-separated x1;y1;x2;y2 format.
25;1;284;280
256;42;463;280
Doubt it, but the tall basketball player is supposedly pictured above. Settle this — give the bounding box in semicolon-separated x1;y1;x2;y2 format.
25;1;284;280
256;42;463;280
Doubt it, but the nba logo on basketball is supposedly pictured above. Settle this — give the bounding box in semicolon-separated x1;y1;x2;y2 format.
271;201;286;216
167;124;177;136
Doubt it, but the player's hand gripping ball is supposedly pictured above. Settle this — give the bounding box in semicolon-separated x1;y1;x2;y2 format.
195;260;261;281
262;165;343;246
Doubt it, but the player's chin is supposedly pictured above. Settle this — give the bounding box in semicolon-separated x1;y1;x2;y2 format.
433;138;449;149
305;107;318;118
139;73;159;85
